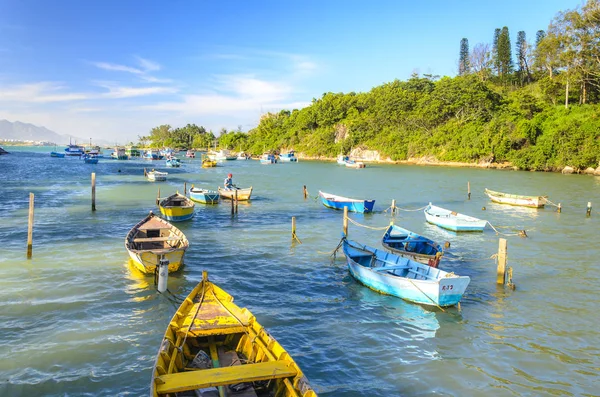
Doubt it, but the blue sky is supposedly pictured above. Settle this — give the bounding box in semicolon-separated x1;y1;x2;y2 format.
0;0;583;143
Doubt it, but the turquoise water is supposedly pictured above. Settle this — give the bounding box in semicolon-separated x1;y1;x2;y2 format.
1;147;599;396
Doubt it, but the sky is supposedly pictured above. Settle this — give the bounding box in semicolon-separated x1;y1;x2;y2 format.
0;0;584;143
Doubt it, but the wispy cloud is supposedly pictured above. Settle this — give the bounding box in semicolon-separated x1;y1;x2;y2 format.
90;56;170;83
101;85;178;99
0;82;89;103
92;62;144;75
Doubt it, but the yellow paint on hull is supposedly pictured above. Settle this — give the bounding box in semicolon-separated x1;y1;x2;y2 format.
127;249;185;274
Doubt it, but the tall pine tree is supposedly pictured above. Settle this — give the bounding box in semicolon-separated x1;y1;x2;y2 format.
515;31;530;84
492;28;501;75
459;38;470;75
497;26;514;84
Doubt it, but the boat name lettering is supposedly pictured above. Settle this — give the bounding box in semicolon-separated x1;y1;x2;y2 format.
442;285;454;291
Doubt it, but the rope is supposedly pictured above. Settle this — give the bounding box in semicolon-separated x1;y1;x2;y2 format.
292;232;302;244
384;204;428;213
544;198;561;208
346;217;389;231
455;253;498;262
487;221;527;237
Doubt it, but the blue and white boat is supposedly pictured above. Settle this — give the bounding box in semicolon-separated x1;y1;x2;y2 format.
166;157;181;167
189;186;220;204
337;155;365;168
143;150;163;160
64;141;85;156
382;224;444;266
82;153;99;164
260;153;277;164
424;203;488;232
279;150;298;162
319;191;375;213
50;151;65;158
342;236;470;307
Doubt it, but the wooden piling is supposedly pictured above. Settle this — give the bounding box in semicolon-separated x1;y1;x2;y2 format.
391;199;396;214
343;206;348;236
496;238;507;285
292;216;296;241
230;193;234;215
557;203;562;213
91;173;96;211
234;189;238;213
467;182;471;200
156;188;160;205
27;193;34;259
586;202;592;217
184;182;187;196
303;185;308;199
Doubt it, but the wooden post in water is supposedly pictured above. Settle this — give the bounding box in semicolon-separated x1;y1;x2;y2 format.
557;203;562;213
586;202;592;217
343;206;348;237
292;216;296;241
144;168;147;177
27;193;34;259
184;182;187;196
230;193;234;215
496;238;507;285
467;182;471;200
391;199;396;215
234;189;238;213
156;188;160;205
303;185;308;199
91;173;96;211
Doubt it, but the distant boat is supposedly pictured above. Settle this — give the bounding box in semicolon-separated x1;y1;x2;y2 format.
0;146;8;155
189;186;220;204
158;192;195;222
125;211;188;274
64;140;85;156
165;157;181;167
111;147;128;160
342;236;470;307
185;150;195;158
484;188;548;208
381;224;444;267
237;151;250;160
218;186;253;201
82;153;99;164
145;169;168;182
201;158;217;168
143;150;163;160
279;150;298;162
260;153;277;164
150;271;317;397
125;146;141;157
337;155;365;168
214;149;237;161
424;203;488;232
318;191;375;213
50;151;65;158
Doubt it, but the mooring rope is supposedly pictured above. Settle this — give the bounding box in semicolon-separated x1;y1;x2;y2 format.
346;217;389;231
487;221;527;237
384;204;428;213
544;198;561;208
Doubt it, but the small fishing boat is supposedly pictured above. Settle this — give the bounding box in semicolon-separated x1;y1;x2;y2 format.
382;224;444;267
424;203;488;232
125;146;141;157
237;151;249;160
260;152;277;164
144;149;163;160
342;236;470;307
50;151;65;158
201;158;217;168
158;192;195;222
111;147;128;160
189;186;220;204
82;153;99;164
146;169;168;182
151;271;317;397
186;149;195;158
165;157;181;167
214;149;237;161
318;191;375;213
279;150;298;162
125;211;189;274
218;186;253;201
337;155;365;168
64;140;85;156
484;188;548;208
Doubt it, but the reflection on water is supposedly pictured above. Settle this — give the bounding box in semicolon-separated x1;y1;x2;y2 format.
1;148;599;396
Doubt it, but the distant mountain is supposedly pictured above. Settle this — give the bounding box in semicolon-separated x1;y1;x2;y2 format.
0;120;110;146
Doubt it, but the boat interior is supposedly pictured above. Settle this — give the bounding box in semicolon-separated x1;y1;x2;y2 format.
351;250;441;281
132;219;185;251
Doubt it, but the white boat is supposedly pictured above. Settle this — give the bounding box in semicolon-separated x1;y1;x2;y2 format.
484;188;548;208
279;150;298;162
214;149;237;161
424;203;488;232
145;169;168;182
337;155;365;168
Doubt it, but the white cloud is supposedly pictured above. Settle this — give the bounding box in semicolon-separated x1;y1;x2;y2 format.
101;85;178;99
91;62;144;75
0;82;89;103
90;57;169;84
135;56;161;72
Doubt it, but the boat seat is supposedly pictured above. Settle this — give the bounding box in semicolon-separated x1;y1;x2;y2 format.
373;265;410;272
154;361;297;394
133;236;181;242
407;269;434;280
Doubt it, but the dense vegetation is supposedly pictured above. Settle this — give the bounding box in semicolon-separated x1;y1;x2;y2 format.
143;1;600;171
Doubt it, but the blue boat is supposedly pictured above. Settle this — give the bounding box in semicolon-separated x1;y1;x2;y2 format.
64;141;85;156
424;203;488;232
166;158;181;167
319;191;375;213
82;153;99;164
279;150;298;162
143;150;163;160
50;151;65;158
189;186;219;204
260;153;277;164
382;224;444;266
342;236;470;307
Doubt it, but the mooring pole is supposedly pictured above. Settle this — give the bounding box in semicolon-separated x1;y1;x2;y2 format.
184;182;187;196
557;203;562;213
303;185;308;199
343;206;348;237
292;216;296;241
91;172;96;211
391;199;396;215
586;202;592;217
156;188;160;205
496;238;507;285
468;181;471;200
230;193;234;215
27;193;34;259
234;189;238;213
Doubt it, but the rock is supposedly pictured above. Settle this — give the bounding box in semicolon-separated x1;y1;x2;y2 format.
584;167;596;175
562;166;575;174
595;167;600;176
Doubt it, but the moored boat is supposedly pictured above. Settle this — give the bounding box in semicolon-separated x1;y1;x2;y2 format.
218;186;253;201
318;191;375;213
186;149;195;158
158;192;195;222
260;152;277;164
189;186;220;204
279;150;298;162
201;158;217;168
50;151;65;158
214;149;237;161
424;203;488;232
124;211;189;274
165;157;181;167
146;169;168;182
343;236;470;307
382;224;444;267
82;153;99;164
111;147;128;160
484;188;548;208
64;141;85;156
144;149;164;160
150;271;317;397
337;155;365;168
125;146;141;157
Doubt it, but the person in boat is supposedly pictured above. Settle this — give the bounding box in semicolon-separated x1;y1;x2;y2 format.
224;173;234;190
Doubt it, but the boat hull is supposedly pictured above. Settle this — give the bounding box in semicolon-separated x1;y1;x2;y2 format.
189;188;219;204
424;204;487;232
218;186;253;201
343;238;469;307
319;191;375;213
485;188;547;208
127;249;185;273
382;224;443;265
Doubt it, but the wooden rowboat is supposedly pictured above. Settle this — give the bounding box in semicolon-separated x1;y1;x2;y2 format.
146;169;168;182
151;271;317;397
343;236;470;307
124;212;189;274
424;203;487;232
319;191;375;213
189;186;219;204
218;186;253;201
158;192;195;222
381;224;444;267
484;188;547;208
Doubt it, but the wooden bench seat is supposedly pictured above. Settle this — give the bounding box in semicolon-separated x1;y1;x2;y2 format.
372;264;410;272
154;361;297;394
133;236;181;243
407;269;435;280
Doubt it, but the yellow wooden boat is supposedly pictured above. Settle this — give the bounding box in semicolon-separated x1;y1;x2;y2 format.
202;159;217;168
124;212;189;274
218;186;253;201
158;192;195;222
151;271;317;397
